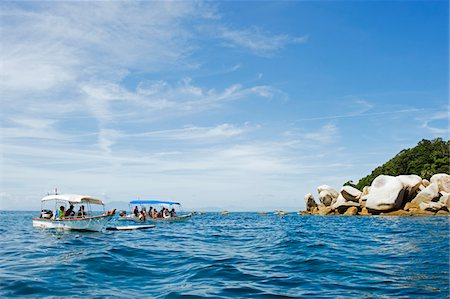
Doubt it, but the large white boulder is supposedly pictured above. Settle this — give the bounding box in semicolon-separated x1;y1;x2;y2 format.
304;193;317;212
318;190;335;206
332;193;360;212
411;183;440;205
365;175;406;211
430;173;450;193
398;175;423;200
359;186;370;207
331;193;345;209
317;185;339;199
439;192;450;209
317;185;338;207
419;201;445;212
362;186;370;196
341;186;362;202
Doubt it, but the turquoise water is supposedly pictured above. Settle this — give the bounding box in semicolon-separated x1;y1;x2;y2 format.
0;211;448;298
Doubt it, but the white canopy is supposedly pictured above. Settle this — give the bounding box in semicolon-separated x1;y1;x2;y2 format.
41;194;104;205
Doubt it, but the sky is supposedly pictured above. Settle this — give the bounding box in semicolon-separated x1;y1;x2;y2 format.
0;1;448;211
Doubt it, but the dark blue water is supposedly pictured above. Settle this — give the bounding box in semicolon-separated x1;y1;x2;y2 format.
0;211;448;298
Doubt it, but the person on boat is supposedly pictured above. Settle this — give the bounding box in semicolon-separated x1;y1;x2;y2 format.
148;206;153;217
41;209;53;219
133;206;139;217
77;205;86;217
157;208;163;218
152;208;158;219
55;206;65;219
139;209;147;222
169;208;176;218
64;205;75;217
163;208;170;219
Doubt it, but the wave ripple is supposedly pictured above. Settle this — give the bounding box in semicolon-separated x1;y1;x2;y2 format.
0;212;448;298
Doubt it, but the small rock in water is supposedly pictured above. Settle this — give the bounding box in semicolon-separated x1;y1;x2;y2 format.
358;207;371;216
343;206;358;216
409;208;436;216
318;206;333;216
380;210;410;216
436;210;450;216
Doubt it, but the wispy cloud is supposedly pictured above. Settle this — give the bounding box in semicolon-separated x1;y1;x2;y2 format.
303;124;339;144
1;2;207;95
79;78;282;126
352;99;374;115
295;108;422;122
0;117;357;210
131;123;255;141
419;107;450;136
283;124;340;145
1;117;71;141
1;1;290;159
219;26;308;55
3;1;439;212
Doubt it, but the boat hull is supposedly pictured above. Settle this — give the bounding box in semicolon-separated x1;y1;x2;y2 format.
32;214;114;232
106;224;155;231
118;213;192;223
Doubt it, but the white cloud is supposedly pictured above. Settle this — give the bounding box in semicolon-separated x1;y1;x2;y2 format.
229;64;242;72
0;122;357;211
0;2;213;98
0;2;317;211
352;99;374;115
219;26;308;55
296;108;421;122
98;129;122;154
1;117;71;141
132;123;254;141
419;107;450;136
285;124;340;145
304;124;339;144
79;78;281;126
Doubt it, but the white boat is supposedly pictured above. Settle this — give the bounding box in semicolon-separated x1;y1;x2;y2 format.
119;200;192;223
32;194;116;232
274;210;288;215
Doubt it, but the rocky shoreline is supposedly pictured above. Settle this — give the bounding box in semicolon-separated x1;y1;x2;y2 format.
301;173;450;216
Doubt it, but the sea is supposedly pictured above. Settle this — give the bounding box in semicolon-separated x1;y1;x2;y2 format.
0;211;449;298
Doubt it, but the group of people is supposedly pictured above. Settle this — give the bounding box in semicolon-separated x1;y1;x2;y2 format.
133;206;176;222
53;205;87;219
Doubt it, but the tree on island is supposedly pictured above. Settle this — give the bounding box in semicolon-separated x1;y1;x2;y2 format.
347;138;450;191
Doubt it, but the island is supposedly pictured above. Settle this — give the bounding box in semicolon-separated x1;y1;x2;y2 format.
301;139;450;216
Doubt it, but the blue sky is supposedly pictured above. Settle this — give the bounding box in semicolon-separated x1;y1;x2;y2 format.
1;1;448;211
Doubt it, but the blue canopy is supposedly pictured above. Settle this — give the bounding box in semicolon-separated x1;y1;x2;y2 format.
129;200;180;205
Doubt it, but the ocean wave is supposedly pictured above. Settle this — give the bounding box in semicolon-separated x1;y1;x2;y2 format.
0;212;448;298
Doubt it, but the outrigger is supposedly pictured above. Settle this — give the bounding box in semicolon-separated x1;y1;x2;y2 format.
32;194;116;232
119;200;192;222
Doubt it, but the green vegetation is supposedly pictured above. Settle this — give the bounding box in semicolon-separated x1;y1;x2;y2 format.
348;138;450;190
